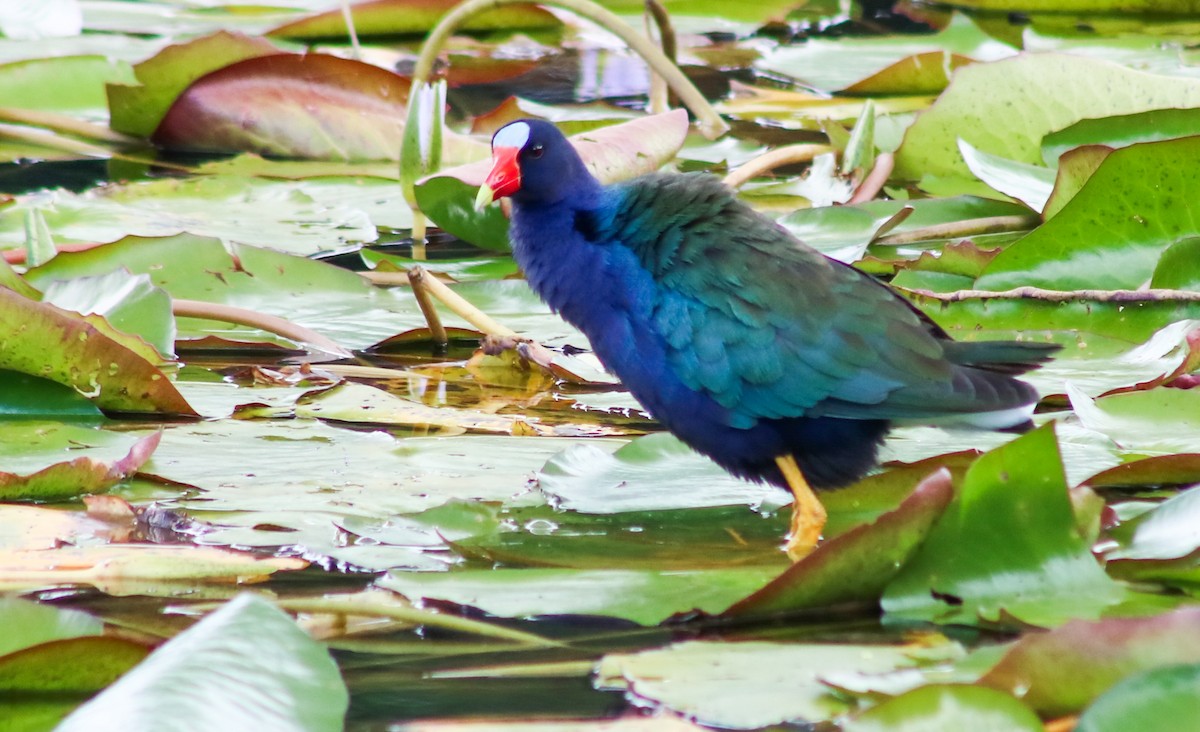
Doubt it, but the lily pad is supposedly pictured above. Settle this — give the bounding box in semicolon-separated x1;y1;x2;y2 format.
1041;107;1200;164
894;53;1200;186
536;433;784;514
978;137;1200;291
596;641;952;728
106;30;281;138
978;608;1200;716
725;469;954;617
0;288;194;415
843;685;1041;732
1075;662;1200;732
881;424;1127;627
266;0;559;39
0;430;160;502
154;53;410;161
57;594;347;732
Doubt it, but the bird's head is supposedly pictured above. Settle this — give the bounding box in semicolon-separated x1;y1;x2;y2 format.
474;119;594;210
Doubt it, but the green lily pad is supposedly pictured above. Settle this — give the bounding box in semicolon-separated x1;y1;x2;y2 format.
0;371;103;419
0;288;194;415
57;594;347;732
1075;662;1200;732
39;269;175;359
266;0;559;39
725;468;954;617
0;430;160;502
957;139;1053;211
27;235;420;350
894;53;1200;186
1042;107;1200;164
0;176;382;253
978;137;1200;291
756;14;1012;95
778;195;1029;262
843;685;1041;732
882;424;1127;627
536;433;784;514
380;566;778;626
0;55;134;115
1041;144;1111;220
596;641;954;728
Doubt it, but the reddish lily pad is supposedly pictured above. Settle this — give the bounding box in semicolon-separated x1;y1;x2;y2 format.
724;468;954;617
107;31;281;138
154;53;410;161
0;431;161;502
1082;454;1200;490
267;0;558;40
0;289;196;416
978;608;1200;716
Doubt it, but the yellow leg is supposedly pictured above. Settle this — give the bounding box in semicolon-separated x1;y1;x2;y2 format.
775;454;827;561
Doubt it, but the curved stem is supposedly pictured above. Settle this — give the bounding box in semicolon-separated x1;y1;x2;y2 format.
412;0;727;139
901;287;1200;303
873;215;1038;247
172;299;353;358
722;144;835;189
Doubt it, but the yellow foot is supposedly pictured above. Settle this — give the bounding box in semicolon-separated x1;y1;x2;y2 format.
775;454;828;562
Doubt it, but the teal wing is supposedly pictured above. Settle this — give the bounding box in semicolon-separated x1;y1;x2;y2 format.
602;173;1042;429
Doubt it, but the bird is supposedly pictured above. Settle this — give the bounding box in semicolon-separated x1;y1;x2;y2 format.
474;118;1058;560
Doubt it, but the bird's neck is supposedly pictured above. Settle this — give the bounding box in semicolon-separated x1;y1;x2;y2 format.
508;185;616;324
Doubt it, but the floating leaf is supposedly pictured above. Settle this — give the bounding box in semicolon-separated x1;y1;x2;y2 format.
40;269;176;359
1041;107;1200;164
0;288;194;415
536;433;784;514
380;567;778;626
895;53;1200;185
843;685;1041;732
155;53;410;161
0;430;160;502
882;424;1127;627
978;137;1200;291
756;15;1011;95
596;641;951;728
725;469;953;617
266;0;559;40
957;138;1053;212
1075;662;1200;732
978;609;1200;716
107;31;281;138
57;594;347;732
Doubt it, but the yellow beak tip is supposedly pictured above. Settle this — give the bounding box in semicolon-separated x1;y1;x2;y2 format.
474;184;496;212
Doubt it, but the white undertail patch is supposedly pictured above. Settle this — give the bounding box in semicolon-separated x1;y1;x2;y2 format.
493;121;531;151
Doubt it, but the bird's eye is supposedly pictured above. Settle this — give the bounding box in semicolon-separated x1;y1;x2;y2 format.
528;144;544;159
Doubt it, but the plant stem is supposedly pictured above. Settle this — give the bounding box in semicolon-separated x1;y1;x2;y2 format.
848;152;893;204
408;265;517;336
412;0;728;139
722;144;835;189
172;299;353;358
407;266;449;347
901;287;1200;303
873;215;1039;246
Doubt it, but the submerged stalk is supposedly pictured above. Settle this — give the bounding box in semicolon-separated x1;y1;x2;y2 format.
412;0;728;139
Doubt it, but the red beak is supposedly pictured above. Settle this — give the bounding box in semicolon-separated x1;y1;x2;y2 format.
475;145;521;210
